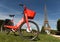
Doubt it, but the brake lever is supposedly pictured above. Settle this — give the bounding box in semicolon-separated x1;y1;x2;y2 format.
19;4;24;7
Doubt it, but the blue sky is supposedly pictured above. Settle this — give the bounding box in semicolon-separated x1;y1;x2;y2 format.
0;0;60;30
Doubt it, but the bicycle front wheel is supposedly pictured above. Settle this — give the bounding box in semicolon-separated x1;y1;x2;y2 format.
19;20;39;40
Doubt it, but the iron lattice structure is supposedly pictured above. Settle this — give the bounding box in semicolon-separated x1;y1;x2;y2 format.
43;3;51;34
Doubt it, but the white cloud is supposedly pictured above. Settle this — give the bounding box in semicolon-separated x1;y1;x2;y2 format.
0;14;10;20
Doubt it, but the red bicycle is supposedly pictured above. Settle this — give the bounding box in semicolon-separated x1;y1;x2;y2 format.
4;4;39;40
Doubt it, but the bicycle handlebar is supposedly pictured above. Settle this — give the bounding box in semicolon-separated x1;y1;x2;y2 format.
19;4;26;15
19;4;24;7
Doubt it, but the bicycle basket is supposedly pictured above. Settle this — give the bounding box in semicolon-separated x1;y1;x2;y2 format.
24;8;36;19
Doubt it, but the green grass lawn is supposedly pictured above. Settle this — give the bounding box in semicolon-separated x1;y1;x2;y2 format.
0;32;60;42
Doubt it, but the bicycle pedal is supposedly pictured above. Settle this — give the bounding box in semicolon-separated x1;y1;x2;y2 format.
12;29;15;32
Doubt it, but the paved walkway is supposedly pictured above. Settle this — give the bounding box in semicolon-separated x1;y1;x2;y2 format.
50;34;60;39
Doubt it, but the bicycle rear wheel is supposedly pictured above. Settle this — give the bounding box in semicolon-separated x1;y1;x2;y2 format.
19;20;39;40
4;19;14;34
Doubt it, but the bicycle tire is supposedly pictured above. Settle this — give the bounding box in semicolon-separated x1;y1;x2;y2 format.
19;20;39;40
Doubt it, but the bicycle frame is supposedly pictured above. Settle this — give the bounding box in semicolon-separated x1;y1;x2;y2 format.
4;13;30;31
4;5;35;31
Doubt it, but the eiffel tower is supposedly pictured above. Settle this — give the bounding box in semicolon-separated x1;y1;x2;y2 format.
43;3;51;34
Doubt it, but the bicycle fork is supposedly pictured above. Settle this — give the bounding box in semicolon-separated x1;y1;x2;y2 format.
25;14;32;32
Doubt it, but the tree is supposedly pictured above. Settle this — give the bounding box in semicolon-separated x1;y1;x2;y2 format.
4;19;14;25
0;19;14;32
0;20;4;32
57;19;60;31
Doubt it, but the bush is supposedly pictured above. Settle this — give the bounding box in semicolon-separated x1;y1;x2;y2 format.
50;30;57;34
57;19;60;31
1;19;14;31
4;19;14;25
